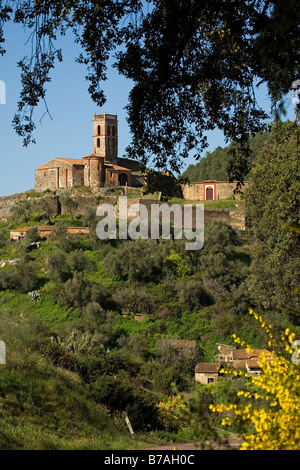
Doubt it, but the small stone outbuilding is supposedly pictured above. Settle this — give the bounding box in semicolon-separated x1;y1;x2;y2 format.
215;343;274;373
231;348;274;371
195;363;221;384
10;225;90;241
246;361;262;376
215;343;236;365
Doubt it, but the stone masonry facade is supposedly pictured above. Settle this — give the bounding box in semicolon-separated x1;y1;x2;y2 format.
35;114;136;192
182;181;249;201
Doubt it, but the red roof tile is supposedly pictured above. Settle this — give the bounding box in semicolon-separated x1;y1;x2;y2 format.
232;349;274;360
10;226;36;233
104;162;131;172
246;361;261;368
82;153;104;159
195;363;221;373
55;158;84;165
36;158;84;169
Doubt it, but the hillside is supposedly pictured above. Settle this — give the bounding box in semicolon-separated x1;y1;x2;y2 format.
182;130;273;182
0;181;299;449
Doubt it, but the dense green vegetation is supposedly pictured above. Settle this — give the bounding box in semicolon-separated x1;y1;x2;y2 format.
245;120;300;312
0;120;299;450
1;214;257;449
182;130;273;182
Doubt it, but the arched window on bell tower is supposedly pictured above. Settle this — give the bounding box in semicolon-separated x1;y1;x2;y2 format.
93;113;118;163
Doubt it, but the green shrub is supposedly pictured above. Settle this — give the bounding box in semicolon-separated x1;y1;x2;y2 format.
0;257;40;293
176;279;213;311
91;372;161;431
47;250;71;282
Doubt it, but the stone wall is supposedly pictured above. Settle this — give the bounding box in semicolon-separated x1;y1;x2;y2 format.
195;372;219;384
181;181;249;201
70;195;118;217
216;181;245;200
182;183;203;200
35;163;85;192
0;195;24;220
71;166;85;188
116;198;245;231
35;168;58;192
229;202;246;230
0;194;60;220
0;192;245;231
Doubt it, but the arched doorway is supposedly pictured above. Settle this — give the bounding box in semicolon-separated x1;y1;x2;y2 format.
119;173;128;186
206;187;214;200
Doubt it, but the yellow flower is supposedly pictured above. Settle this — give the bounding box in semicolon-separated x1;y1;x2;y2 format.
210;310;300;450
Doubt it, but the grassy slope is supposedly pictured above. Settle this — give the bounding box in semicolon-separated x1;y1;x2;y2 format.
0;220;165;450
0;205;298;450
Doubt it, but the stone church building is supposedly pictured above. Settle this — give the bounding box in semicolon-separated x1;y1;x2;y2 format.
35;113;136;192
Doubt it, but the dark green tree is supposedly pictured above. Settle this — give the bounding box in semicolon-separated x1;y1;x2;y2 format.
34;197;56;224
245;119;300;311
69;249;94;273
10;199;33;222
176;279;213;311
47;249;71;282
24;226;41;243
0;1;299;178
59;192;79;217
0;257;39;293
182;130;274;182
0;228;9;248
102;239;164;282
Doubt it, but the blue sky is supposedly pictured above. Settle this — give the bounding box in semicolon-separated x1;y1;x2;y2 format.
0;21;297;197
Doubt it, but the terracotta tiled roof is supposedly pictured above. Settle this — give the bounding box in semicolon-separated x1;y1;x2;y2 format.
67;227;90;233
36;156;132;173
10;226;35;233
246;361;261;368
232;349;250;359
55;158;84;165
38;226;54;231
104;162;132;172
232;349;273;360
216;343;236;349
82;153;104;159
195;363;221;373
36;158;84;169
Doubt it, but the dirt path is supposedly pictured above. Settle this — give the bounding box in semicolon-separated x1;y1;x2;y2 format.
145;437;241;451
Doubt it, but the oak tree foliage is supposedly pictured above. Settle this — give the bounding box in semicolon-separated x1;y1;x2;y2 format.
245;120;300;311
0;0;299;179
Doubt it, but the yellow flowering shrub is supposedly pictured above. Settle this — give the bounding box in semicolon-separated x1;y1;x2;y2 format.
210;308;300;450
157;395;188;432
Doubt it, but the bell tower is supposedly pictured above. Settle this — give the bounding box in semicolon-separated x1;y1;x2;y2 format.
93;113;118;164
